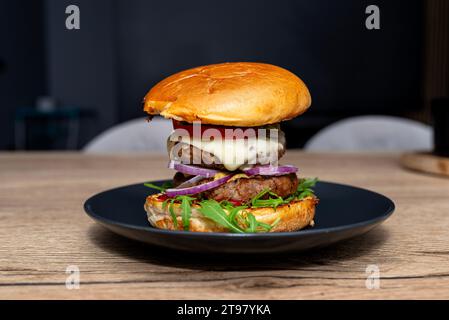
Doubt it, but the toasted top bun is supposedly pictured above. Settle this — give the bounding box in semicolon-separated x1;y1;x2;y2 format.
144;194;317;233
143;62;311;127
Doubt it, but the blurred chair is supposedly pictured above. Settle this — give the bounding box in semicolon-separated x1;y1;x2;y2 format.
304;115;432;151
14;106;97;150
83;117;172;153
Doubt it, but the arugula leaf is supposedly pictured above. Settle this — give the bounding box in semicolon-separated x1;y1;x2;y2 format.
180;196;193;231
253;197;284;209
240;211;275;233
270;217;281;228
168;199;178;228
251;188;270;206
256;221;273;232
246;213;257;233
251;177;318;206
223;202;274;233
298;178;317;189
198;200;244;233
228;205;247;225
296;178;318;199
161;181;174;189
250;188;285;209
165;195;195;231
144;181;173;192
162;199;170;210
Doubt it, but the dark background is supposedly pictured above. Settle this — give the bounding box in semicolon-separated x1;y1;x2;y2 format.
0;0;434;150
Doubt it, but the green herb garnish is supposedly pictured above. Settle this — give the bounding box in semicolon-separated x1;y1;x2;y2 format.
164;195;195;230
198;200;245;233
228;205;247;225
251;188;285;208
198;200;278;233
144;181;173;192
256;220;272;232
241;211;276;233
270;217;281;228
295;177;318;199
248;177;318;209
168;199;178;228
245;212;257;233
162;199;169;210
178;195;195;231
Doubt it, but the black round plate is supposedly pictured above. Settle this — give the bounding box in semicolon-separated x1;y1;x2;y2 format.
84;181;394;254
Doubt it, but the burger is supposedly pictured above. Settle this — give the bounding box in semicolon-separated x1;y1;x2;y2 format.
142;62;318;233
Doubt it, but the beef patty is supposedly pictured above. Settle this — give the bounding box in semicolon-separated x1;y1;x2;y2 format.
173;172;298;204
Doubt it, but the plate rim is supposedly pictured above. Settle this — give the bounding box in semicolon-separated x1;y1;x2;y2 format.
83;180;395;239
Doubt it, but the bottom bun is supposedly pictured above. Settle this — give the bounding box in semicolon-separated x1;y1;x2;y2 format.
144;194;318;233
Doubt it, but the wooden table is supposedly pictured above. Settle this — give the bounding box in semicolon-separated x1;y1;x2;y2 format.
1;152;449;299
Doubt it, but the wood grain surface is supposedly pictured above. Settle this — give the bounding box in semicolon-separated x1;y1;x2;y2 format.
401;152;449;177
1;152;449;299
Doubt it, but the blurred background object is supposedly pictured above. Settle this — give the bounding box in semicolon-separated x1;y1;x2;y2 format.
83;117;171;153
304;116;432;151
1;0;449;151
14;102;97;150
432;98;449;157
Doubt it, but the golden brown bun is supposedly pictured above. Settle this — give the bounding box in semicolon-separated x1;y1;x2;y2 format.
144;194;317;233
143;62;311;127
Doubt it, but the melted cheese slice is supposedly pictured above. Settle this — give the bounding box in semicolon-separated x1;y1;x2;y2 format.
170;131;284;171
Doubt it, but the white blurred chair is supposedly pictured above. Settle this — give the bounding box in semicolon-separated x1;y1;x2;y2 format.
304;115;432;151
83;117;172;153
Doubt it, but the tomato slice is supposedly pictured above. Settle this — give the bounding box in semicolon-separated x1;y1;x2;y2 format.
156;194;169;201
172;120;261;139
228;199;243;206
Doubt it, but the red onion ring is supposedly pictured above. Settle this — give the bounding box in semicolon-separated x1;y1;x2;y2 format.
176;175;205;189
167;160;176;169
167;161;219;178
165;174;232;197
242;165;298;176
